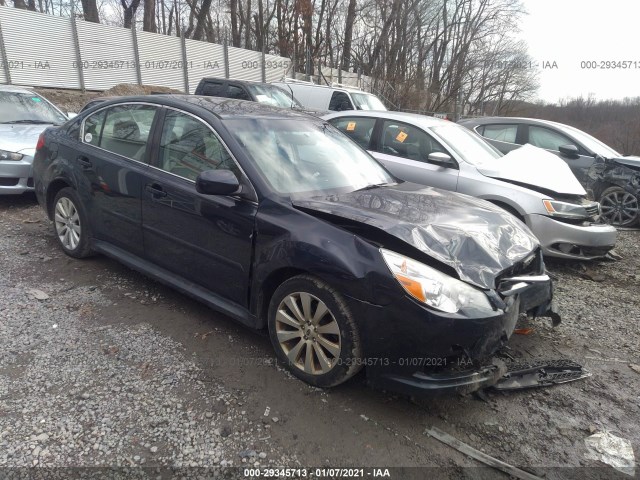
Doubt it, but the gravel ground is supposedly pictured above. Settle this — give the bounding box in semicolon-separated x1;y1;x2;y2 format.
1;195;639;479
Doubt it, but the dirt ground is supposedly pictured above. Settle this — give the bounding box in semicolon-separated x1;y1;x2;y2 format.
1;193;639;479
34;85;181;114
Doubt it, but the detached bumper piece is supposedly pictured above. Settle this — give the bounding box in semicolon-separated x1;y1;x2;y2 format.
492;359;591;391
369;361;508;396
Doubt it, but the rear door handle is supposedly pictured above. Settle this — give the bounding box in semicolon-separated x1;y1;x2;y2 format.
77;156;92;168
145;183;167;198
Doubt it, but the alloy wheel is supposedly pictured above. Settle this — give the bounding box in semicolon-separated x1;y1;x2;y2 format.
600;190;639;227
275;292;341;375
54;197;82;251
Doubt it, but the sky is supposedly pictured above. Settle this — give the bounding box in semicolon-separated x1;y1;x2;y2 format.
517;0;640;103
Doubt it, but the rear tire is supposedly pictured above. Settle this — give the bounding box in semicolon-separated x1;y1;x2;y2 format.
599;186;639;227
268;275;363;388
52;187;93;258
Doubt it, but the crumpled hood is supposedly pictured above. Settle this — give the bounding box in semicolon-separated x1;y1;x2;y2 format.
0;124;50;157
607;155;640;170
293;183;539;289
477;144;586;196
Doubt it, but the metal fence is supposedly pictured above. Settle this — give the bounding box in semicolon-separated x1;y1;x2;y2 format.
0;6;291;92
0;7;374;94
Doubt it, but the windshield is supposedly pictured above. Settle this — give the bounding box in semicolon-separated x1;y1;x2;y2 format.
228;119;394;195
559;124;621;158
351;92;387;111
247;85;302;109
431;124;502;165
0;91;67;125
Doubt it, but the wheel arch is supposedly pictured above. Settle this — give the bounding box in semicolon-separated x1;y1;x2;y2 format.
45;178;74;220
485;199;525;221
254;267;309;330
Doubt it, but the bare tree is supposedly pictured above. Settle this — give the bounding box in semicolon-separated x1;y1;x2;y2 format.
120;0;141;28
80;0;100;22
143;0;157;31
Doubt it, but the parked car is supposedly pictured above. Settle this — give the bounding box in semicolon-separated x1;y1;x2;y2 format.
324;111;617;260
0;85;69;194
34;95;557;395
272;79;387;112
458;116;640;227
79;96;118;113
195;77;303;109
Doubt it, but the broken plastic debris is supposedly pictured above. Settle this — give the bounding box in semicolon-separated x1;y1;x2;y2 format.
27;289;49;301
584;431;635;476
492;359;591;391
514;328;534;335
263;406;270;417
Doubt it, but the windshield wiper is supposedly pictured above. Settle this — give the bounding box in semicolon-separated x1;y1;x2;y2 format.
353;182;398;192
2;119;53;124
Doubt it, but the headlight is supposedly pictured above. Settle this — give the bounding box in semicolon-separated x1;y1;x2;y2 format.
542;199;588;219
380;249;493;314
0;149;24;161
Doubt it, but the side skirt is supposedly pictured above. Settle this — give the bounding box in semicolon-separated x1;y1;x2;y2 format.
92;240;259;329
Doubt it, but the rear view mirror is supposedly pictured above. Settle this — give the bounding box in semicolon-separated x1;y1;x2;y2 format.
427;152;454;167
559;144;580;159
196;169;240;196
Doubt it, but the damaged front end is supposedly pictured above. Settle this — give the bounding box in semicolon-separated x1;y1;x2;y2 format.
586;157;640;227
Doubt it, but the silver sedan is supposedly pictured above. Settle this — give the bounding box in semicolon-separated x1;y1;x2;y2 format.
324;111;617;260
0;86;69;195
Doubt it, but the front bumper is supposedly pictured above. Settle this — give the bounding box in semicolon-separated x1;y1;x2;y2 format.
346;277;556;396
0;156;34;194
525;213;617;260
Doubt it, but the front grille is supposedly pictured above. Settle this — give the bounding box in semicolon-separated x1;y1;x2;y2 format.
585;203;599;218
0;177;19;186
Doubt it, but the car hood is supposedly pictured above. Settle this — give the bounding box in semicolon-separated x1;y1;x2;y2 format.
476;144;586;196
607;155;640;170
292;183;539;289
0;124;51;157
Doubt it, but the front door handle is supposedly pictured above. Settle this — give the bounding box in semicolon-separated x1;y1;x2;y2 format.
77;156;92;168
145;183;167;198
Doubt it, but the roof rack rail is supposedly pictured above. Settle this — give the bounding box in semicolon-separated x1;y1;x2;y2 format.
279;77;316;85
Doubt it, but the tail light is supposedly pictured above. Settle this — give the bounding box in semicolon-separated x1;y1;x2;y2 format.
36;132;45;151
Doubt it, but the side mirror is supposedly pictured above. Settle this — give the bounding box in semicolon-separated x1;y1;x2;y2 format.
559;144;580;159
427;151;454;167
195;169;240;196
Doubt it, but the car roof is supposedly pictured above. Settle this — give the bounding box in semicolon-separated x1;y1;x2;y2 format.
87;94;315;120
201;77;275;88
0;85;36;94
324;110;453;128
459;116;574;130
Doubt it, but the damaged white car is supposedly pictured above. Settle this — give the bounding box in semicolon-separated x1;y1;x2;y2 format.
324;111;617;260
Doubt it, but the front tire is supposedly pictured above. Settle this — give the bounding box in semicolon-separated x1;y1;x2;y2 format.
52;187;93;258
600;186;639;227
268;275;363;388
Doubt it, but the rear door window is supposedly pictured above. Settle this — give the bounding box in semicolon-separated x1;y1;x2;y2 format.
201;82;225;96
480;124;518;143
227;85;252;101
329;117;376;149
377;120;448;163
329;91;354;111
98;105;157;161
